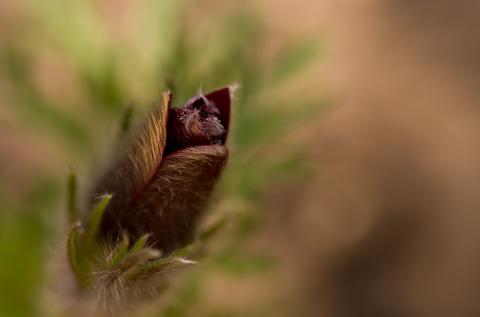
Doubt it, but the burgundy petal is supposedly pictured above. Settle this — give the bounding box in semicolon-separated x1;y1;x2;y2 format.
103;145;228;253
192;86;232;136
164;86;233;155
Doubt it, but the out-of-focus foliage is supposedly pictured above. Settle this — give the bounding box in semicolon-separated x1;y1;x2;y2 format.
0;1;323;316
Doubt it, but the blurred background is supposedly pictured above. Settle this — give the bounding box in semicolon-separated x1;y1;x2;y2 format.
2;0;480;316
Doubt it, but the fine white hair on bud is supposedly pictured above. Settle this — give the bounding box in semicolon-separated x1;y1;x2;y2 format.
62;87;233;315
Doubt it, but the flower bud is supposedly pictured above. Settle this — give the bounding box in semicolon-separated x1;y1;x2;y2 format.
92;87;233;254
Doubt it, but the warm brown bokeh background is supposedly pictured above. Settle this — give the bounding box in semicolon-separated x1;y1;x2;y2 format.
253;1;480;316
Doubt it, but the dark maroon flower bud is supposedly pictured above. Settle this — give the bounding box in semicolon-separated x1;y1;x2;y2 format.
92;86;233;254
165;91;230;154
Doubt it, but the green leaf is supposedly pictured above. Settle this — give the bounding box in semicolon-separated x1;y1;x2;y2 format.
118;248;161;274
170;243;198;258
129;233;151;256
200;217;228;242
132;256;196;277
82;194;112;252
108;234;130;269
66;173;78;223
66;223;84;286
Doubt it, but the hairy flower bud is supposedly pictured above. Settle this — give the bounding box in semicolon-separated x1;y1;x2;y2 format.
92;86;233;254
